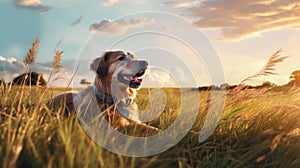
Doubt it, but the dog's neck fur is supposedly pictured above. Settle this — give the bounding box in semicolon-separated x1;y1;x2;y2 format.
94;77;111;96
94;76;137;104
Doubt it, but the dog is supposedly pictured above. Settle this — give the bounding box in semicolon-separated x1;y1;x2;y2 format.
50;50;159;134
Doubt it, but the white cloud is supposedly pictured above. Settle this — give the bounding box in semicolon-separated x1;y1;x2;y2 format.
0;56;25;81
102;0;120;7
0;56;92;87
0;56;53;83
162;1;199;8
0;56;6;61
166;0;300;41
89;17;154;35
7;57;17;63
170;67;186;83
143;67;190;87
14;0;51;12
143;68;173;87
0;56;18;64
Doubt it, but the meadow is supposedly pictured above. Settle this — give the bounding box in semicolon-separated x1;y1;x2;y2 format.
0;84;299;168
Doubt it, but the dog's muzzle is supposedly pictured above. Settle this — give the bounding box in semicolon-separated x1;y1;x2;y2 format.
117;60;148;89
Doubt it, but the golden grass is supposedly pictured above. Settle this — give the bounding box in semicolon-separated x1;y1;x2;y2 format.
0;85;299;167
52;50;64;70
240;49;289;84
24;39;39;71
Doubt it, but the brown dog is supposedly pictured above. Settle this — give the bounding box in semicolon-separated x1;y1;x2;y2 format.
50;50;159;134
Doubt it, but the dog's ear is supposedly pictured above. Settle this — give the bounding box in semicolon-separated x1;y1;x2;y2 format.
90;52;112;78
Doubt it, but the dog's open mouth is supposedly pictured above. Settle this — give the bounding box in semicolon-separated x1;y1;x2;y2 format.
119;69;146;89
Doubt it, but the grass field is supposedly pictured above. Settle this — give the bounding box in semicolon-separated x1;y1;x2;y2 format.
0;84;299;167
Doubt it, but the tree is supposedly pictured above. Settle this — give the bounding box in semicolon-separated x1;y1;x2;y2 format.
220;83;231;90
261;81;276;87
287;70;300;87
12;71;47;86
80;79;91;85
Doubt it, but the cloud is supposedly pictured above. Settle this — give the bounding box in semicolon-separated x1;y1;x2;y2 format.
166;0;300;41
0;56;25;81
142;67;191;87
7;57;18;63
102;0;120;7
143;68;174;87
14;0;51;12
0;56;92;87
162;1;199;8
0;56;24;70
0;56;54;83
40;59;94;87
89;17;154;35
0;56;6;61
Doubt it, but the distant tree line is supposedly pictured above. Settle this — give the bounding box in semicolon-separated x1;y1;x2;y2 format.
197;69;300;91
198;81;277;91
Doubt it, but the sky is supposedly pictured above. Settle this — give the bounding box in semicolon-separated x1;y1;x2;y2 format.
1;0;300;87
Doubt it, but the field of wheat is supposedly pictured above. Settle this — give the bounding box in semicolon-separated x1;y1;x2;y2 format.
0;84;299;168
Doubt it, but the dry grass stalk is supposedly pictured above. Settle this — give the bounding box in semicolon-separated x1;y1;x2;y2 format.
256;155;266;163
24;39;39;67
240;49;289;84
53;50;64;69
270;134;282;151
286;128;300;137
46;49;64;86
18;39;40;113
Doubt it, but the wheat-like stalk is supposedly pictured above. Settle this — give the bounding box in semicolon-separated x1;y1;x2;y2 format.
240;49;289;84
24;39;39;67
53;49;64;69
46;49;64;87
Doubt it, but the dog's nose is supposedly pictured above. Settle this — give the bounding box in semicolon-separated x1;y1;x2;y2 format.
139;60;148;68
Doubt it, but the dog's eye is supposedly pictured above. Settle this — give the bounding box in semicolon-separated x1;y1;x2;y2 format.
117;55;126;61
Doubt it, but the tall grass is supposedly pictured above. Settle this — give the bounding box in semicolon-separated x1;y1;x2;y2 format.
240;49;289;84
24;39;39;73
0;40;300;168
1;41;299;167
0;84;299;167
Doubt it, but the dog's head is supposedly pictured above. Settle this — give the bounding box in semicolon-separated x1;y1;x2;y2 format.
90;50;148;90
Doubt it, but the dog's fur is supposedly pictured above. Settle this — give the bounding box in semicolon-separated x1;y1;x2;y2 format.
50;50;158;133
